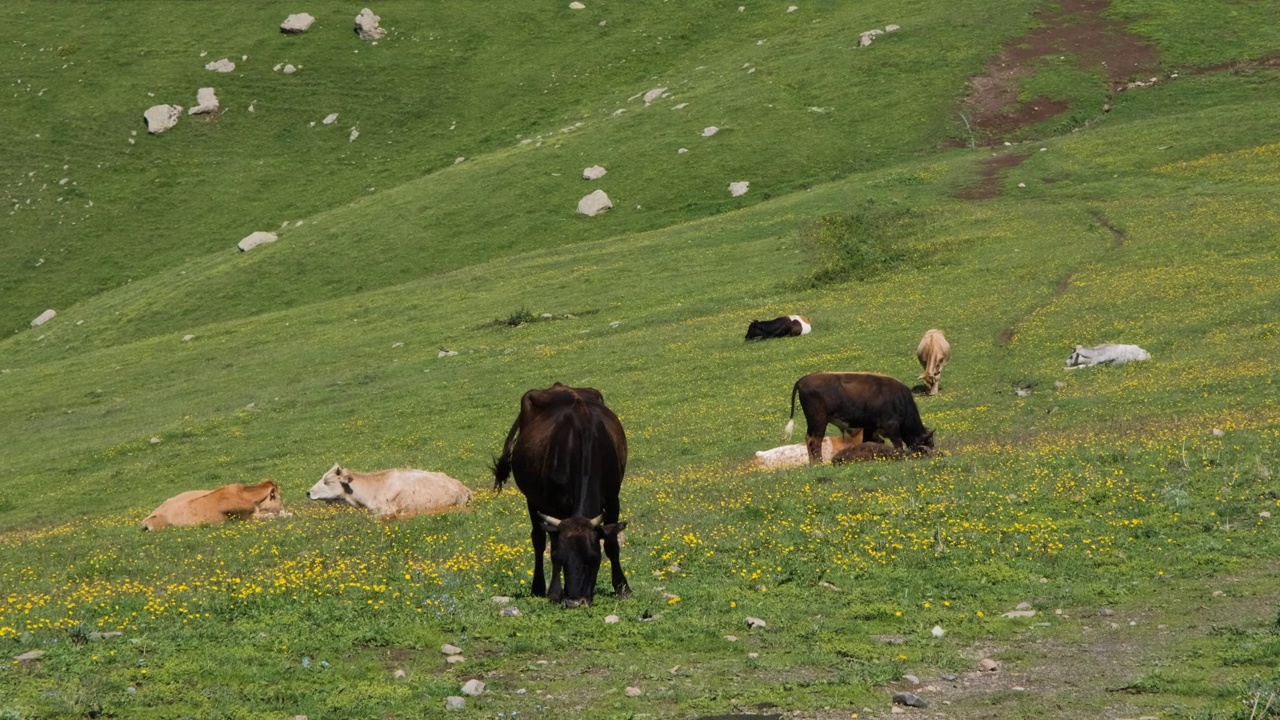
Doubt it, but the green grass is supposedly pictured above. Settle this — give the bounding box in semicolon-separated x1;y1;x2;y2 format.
3;1;1280;718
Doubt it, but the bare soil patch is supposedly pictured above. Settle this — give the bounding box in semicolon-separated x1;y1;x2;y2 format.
959;0;1161;143
952;152;1031;201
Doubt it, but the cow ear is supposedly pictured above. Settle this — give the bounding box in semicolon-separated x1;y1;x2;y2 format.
599;521;627;538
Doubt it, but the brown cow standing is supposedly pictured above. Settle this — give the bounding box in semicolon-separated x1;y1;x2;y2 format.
142;480;288;531
785;372;935;464
493;383;630;607
916;329;951;395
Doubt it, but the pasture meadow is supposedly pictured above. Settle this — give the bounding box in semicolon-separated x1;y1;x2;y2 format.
3;1;1280;718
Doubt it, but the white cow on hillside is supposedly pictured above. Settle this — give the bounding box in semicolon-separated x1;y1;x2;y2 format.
1065;343;1150;369
308;464;472;519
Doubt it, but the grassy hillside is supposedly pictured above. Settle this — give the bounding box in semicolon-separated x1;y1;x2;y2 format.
2;2;1279;718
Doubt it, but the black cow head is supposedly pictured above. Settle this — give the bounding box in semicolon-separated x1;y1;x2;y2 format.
539;513;627;607
913;427;937;450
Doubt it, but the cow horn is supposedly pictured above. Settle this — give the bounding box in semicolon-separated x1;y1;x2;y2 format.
538;512;562;528
589;514;604;528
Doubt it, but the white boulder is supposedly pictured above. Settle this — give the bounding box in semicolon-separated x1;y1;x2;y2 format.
569;1;586;8
30;309;57;328
205;58;235;73
582;165;607;180
702;126;719;137
237;231;279;252
885;24;901;32
283;64;298;75
144;104;183;134
577;189;612;217
355;8;387;40
322;113;339;125
280;13;316;34
729;181;749;197
188;87;219;115
643;87;667;105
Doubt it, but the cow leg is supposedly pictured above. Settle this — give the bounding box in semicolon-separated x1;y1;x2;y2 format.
602;498;630;597
879;420;905;449
528;506;547;598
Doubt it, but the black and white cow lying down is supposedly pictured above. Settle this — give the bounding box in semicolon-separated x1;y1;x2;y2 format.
745;315;812;341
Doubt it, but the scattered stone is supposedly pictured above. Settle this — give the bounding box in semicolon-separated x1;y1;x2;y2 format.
283;64;298;75
441;644;462;655
624;686;642;697
280;13;316;34
355;8;387;40
577;189;612;216
189;87;219;115
583;165;607;180
1262;511;1272;519
322;113;339;125
14;650;45;663
454;157;465;164
1099;608;1115;616
205;58;235;73
643;87;667;104
891;709;905;715
88;631;123;641
501;606;521;617
393;669;406;679
1054;381;1066;389
605;615;620;624
931;625;945;638
747;652;759;659
30;309;57;327
237;231;278;252
885;23;901;32
126;687;138;695
940;674;957;682
1015;601;1033;611
144;104;183;134
150;437;161;445
461;679;485;696
725;635;738;642
978;658;999;672
1017;182;1027;188
729;181;749;197
445;696;465;711
349;127;360;142
745;616;766;629
1040;577;1049;583
787;5;798;12
491;596;512;604
893;692;927;708
569;1;585;8
1212;428;1225;437
702;126;719;137
819;581;840;591
903;674;920;685
1012;686;1026;691
1212;590;1225;597
859;33;875;48
1003;610;1036;618
677;148;688;154
446;655;465;664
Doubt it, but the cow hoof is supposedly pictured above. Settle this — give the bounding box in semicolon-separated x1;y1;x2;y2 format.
564;598;590;609
614;586;632;599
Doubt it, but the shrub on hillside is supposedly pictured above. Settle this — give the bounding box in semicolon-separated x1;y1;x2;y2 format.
795;204;917;287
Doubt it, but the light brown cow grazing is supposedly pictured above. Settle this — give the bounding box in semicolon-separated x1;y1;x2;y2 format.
752;430;864;469
308;464;472;519
916;329;951;396
142;480;288;531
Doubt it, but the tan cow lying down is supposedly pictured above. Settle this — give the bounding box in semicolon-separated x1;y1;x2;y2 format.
752;431;863;469
308;464;473;519
831;441;933;464
142;480;289;531
917;328;951;395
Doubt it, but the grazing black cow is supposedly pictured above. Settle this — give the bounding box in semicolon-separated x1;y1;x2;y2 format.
745;315;812;340
785;372;935;464
493;383;630;607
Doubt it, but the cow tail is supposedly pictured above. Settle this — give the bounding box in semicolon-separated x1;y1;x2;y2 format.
491;417;521;491
784;381;800;440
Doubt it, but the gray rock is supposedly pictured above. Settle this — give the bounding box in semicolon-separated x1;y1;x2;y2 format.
701;126;719;137
88;631;123;641
729;181;749;197
902;674;920;685
354;8;387;41
624;686;642;697
605;615;620;624
30;309;56;327
445;696;465;710
978;658;999;672
871;634;908;644
1003;609;1036;618
1099;608;1115;616
189;87;219;115
237;231;278;252
745;616;766;629
583;165;607;181
577;189;612;217
182;334;195;342
501;606;521;617
892;691;927;708
322;113;339;125
144;104;183;134
940;674;957;681
14;650;45;662
205;58;235;73
643;87;667;105
819;581;841;591
491;596;512;604
1015;601;1033;611
393;669;406;678
885;24;901;32
280;13;316;34
461;679;485;696
446;655;465;664
441;644;462;654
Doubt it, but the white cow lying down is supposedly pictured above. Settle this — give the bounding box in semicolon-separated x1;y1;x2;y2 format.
752;432;863;469
308;464;473;519
1066;343;1150;369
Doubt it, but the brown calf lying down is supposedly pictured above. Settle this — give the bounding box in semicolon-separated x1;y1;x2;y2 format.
142;480;289;531
752;430;864;468
831;442;933;464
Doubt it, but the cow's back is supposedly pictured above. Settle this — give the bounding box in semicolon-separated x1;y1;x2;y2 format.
142;490;213;530
363;469;472;518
